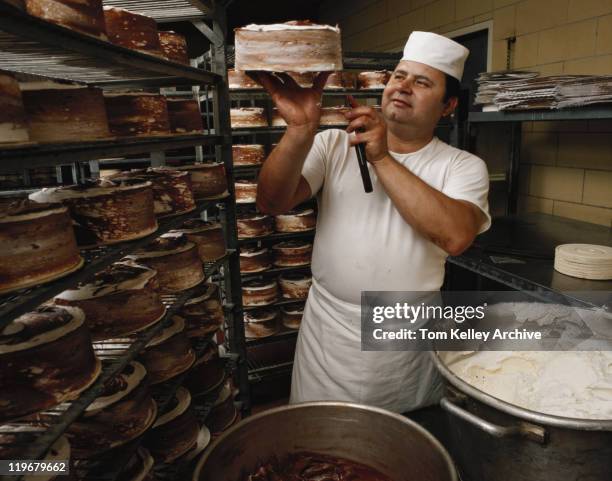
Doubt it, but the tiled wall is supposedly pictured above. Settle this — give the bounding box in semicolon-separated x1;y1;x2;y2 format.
319;0;612;227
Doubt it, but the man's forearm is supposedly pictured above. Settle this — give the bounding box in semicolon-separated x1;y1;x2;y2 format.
256;125;316;214
373;154;482;256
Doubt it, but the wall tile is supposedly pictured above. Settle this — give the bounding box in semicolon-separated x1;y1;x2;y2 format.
557;133;612;170
424;0;455;28
514;33;539;68
397;7;427;32
388;0;414;17
583;170;612;207
521;132;558;165
568;0;612;22
518;195;554;214
529;165;584;202
564;54;612;74
456;0;493;20
596;14;612;54
493;5;515;40
553;200;612;226
516;0;569;35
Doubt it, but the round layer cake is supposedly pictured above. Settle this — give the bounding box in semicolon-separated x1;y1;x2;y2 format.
104;93;170;137
230;107;267;129
141;316;196;384
235;179;257;203
145;387;200;463
237;212;273;238
114;167;195;217
166;99;204;134
103;7;163;56
184;343;225;396
320;106;350;126
158;31;189;64
117;447;155;481
281;303;304;330
172;219;225;262
232;144;265;166
206;379;238;435
278;272;312;299
0;430;71;481
242;279;278;307
227;69;260;90
0;306;101;422
29;178;157;246
234;21;342;72
240;246;271;273
54;261;166;341
244;307;279;339
24;0;107;39
64;361;157;459
0;72;30;143
358;70;390;89
272;240;312;267
179;283;224;338
0;199;83;295
274;207;316;232
324;71;358;90
20;83;111;142
176;162;227;199
126;233;204;293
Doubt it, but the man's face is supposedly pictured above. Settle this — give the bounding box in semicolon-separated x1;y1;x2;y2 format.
382;60;451;130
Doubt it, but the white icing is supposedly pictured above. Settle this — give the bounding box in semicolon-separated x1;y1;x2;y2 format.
0;306;85;354
176;162;224;171
442;350;612;420
173;222;222;234
85;362;146;415
272;242;312;252
233;144;264;150
240;247;268;257
282;305;304;315
128;241;195;259
184;284;218;306
29;181;152;201
0;204;68;224
231;107;264;116
244;309;277;323
242;281;277;291
153;386;191;427
276;208;314;218
279;274;312;287
239;23;340;33
54;262;156;301
147;316;185;347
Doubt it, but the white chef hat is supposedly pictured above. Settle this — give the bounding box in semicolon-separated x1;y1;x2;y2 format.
401;31;469;81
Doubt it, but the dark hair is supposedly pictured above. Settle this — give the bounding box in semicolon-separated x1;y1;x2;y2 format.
443;74;461;103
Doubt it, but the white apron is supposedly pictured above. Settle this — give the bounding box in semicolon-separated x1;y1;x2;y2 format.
290;278;443;413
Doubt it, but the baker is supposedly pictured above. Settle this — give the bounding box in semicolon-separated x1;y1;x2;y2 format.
251;31;491;412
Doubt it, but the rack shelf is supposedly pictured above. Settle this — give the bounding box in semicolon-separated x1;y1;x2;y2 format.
0;199;231;326
103;0;214;22
241;264;311;282
449;213;612;309
238;230;315;245
231;125;347;136
469;106;612;122
0;3;221;86
0;134;226;172
228;89;384;101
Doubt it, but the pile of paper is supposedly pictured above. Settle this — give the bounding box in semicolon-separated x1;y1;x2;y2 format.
475;71;612;111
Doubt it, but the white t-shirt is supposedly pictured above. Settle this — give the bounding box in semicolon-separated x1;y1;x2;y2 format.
301;129;491;305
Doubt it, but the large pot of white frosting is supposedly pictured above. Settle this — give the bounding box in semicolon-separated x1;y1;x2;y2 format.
432;302;612;481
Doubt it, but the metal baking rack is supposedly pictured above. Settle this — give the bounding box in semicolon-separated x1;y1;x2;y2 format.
0;198;229;327
103;0;214;23
0;286;212;481
241;264;311;283
230;125;352;136
237;230;315;245
247;357;295;384
0;135;226;172
0;3;220;86
227;89;384;101
245;323;301;347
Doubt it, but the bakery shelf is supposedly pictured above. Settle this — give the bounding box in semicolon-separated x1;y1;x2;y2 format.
247;358;294;384
468;106;612;122
0;3;221;86
238;230;316;245
241;264;311;282
228;89;384;101
73;336;227;481
102;0;214;23
0;198;230;326
231;125;347;136
0;134;226;172
0;288;214;481
448;213;612;309
246;328;299;347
